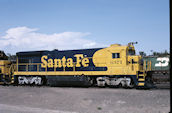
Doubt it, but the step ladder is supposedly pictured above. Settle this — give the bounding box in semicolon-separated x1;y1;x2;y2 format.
137;72;146;87
11;75;14;84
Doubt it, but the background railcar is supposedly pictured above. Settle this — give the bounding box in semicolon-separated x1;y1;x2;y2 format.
143;56;170;88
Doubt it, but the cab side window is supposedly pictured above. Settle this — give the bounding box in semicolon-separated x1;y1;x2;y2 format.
112;53;120;58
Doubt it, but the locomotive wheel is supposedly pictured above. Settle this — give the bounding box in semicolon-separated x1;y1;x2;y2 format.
144;76;155;89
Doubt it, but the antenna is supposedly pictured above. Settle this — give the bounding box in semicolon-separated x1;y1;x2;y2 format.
128;42;138;45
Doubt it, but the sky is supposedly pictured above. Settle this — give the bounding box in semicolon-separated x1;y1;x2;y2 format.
0;0;169;55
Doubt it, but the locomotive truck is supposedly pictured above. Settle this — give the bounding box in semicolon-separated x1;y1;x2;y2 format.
0;42;158;88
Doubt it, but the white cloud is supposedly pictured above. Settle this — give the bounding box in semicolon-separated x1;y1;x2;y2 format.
0;26;103;54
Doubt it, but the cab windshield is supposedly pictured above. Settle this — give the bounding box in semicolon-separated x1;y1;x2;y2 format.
127;49;135;55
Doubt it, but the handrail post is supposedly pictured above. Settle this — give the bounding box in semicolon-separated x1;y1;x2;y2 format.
54;65;56;72
17;57;18;72
143;60;146;71
73;62;75;71
37;64;39;72
26;64;28;71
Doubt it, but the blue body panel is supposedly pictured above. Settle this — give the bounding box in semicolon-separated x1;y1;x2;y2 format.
17;48;107;72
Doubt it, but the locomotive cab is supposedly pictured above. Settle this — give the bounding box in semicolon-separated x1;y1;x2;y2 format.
126;43;143;74
92;42;148;87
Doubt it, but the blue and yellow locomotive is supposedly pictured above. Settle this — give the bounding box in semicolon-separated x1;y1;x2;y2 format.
0;42;152;88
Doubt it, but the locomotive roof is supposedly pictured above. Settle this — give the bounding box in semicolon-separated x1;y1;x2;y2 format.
16;47;104;56
143;55;170;58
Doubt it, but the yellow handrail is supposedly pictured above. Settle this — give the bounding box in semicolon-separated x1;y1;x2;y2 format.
16;62;78;72
143;60;152;71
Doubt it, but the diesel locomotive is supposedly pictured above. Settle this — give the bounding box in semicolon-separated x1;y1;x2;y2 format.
143;55;170;88
0;42;155;88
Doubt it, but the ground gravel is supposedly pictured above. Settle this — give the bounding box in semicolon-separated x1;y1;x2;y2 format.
0;86;170;113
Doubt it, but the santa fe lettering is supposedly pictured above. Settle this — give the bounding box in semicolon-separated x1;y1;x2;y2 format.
41;54;89;68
